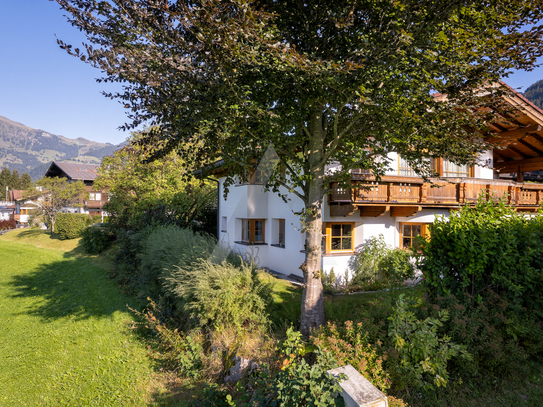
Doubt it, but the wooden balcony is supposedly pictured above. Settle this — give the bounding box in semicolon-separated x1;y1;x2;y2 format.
328;176;543;217
86;200;107;209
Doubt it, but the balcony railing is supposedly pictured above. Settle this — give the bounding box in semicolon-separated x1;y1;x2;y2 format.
328;176;543;208
86;200;107;209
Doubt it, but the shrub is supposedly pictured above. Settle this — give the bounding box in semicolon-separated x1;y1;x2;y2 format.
0;218;15;230
248;327;345;406
322;268;337;292
55;213;92;240
311;321;391;391
349;235;415;291
167;260;273;329
110;226;158;297
138;225;218;303
130;300;204;379
350;235;388;289
81;223;115;254
419;291;543;378
388;294;471;391
379;249;415;288
420;198;543;318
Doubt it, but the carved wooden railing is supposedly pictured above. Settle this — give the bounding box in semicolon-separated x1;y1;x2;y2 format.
86;200;107;209
329;176;543;207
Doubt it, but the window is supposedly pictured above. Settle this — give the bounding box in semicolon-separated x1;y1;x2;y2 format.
273;219;285;247
431;158;472;177
20;209;28;215
221;216;227;233
240;169;265;185
398;156;417;177
399;223;430;250
89;192;102;201
442;159;470;177
324;222;355;253
241;219;265;244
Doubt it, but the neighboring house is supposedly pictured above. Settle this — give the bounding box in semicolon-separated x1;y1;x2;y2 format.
44;162;108;218
7;189;40;226
0;200;15;222
215;83;543;279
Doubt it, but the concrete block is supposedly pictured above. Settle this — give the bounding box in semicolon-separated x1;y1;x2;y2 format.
327;365;388;407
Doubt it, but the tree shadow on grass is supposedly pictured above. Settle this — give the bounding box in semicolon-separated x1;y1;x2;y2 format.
7;249;133;322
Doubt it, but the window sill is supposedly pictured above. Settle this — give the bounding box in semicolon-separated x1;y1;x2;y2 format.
323;251;355;257
234;241;268;246
270;244;286;249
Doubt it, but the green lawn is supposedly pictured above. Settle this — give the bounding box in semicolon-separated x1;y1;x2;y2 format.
0;232;160;406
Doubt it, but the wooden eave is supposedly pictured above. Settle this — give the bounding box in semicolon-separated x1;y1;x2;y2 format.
487;83;543;174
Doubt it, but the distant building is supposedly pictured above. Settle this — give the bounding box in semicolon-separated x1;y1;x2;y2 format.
0;200;15;222
7;189;39;226
44;162;108;218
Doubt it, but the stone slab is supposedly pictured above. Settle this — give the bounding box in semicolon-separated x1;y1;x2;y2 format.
327;365;388;407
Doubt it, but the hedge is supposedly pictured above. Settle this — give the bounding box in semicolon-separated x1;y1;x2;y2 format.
420;198;543;317
55;213;92;240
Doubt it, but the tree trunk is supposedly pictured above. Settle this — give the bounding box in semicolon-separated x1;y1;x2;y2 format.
300;110;326;337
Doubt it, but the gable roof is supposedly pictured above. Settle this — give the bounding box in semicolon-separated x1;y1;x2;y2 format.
44;162;99;182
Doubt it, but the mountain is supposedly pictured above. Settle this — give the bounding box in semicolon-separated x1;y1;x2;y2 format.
0;115;125;180
523;79;543;110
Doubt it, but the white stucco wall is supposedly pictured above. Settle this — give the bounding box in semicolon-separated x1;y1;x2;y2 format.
320;194;451;278
218;179;306;277
219;174;456;279
474;150;495;179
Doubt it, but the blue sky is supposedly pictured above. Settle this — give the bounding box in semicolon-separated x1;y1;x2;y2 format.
1;2;542;145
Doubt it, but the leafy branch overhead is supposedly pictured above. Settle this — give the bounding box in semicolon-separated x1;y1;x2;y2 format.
55;0;543;195
54;0;543;334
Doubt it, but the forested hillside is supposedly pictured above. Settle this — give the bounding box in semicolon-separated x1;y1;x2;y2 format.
524;79;543;109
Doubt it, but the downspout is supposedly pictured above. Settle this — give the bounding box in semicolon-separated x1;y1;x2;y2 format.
204;177;220;240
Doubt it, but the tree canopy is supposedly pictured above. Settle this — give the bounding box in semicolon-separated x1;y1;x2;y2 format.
33;177;88;235
94;131;217;234
55;0;543;334
1;167;32;195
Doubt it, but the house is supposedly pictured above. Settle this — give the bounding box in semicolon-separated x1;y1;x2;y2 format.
215;83;543;279
6;189;39;226
44;162;108;218
0;200;15;222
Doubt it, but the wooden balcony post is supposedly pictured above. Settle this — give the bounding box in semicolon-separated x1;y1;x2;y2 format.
420;183;428;203
459;183;466;204
517;166;524;182
386;183;391;202
508;186;514;205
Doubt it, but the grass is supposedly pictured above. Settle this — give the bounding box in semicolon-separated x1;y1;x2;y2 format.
4;229;541;406
0;229;179;406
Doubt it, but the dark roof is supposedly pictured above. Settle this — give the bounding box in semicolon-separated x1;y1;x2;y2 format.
45;162;99;181
8;190;25;201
